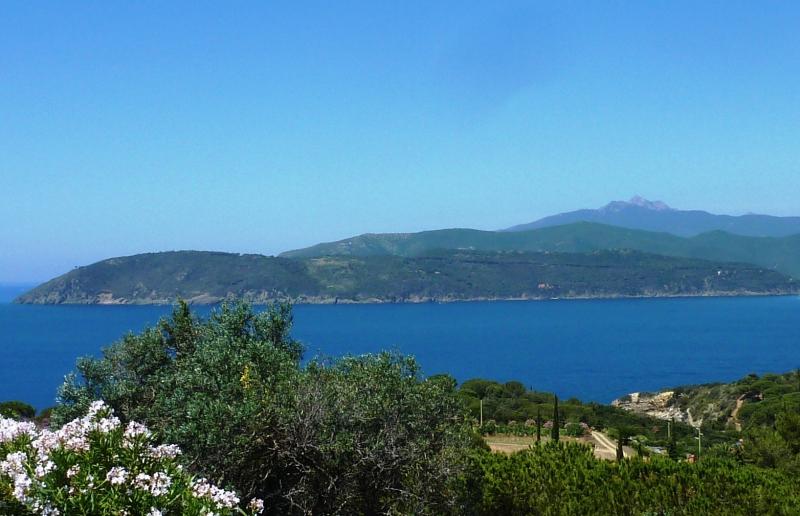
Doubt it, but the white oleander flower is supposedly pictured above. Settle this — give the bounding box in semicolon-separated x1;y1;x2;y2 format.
248;498;265;513
106;466;128;485
148;443;181;459
149;471;172;496
122;420;151;447
86;400;109;419
94;415;121;434
133;472;152;490
34;458;55;478
0;418;37;443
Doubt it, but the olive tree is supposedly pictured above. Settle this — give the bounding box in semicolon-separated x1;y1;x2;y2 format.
54;300;472;515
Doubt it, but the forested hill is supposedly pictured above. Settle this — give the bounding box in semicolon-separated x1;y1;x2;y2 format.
15;249;798;305
280;222;800;279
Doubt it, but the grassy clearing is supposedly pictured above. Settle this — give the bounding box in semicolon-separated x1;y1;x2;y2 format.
485;434;592;454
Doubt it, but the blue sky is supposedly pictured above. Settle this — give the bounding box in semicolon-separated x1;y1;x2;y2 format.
2;2;799;282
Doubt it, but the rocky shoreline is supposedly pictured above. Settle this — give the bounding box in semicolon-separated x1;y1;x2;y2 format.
611;391;699;426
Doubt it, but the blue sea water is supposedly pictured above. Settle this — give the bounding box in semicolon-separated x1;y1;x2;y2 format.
1;296;799;410
0;284;35;303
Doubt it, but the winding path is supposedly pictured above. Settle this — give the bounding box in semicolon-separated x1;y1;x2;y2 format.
730;395;746;432
591;431;625;460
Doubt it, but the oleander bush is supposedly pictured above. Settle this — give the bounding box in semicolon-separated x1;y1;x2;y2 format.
0;401;263;516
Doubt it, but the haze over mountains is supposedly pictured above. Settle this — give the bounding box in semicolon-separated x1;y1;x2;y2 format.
16;198;800;304
503;196;800;237
280;199;800;279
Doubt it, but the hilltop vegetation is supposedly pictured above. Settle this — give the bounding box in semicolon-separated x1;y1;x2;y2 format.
15;248;797;304
281;222;800;279
457;379;705;449
616;369;800;433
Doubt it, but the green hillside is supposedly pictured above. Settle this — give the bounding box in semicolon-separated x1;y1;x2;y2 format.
15;249;797;304
280;222;800;278
614;369;800;434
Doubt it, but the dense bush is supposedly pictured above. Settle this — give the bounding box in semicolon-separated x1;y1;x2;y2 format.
0;401;262;516
0;402;35;421
463;442;800;515
54;301;472;515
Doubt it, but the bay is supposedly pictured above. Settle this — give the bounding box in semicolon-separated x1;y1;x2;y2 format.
1;296;799;410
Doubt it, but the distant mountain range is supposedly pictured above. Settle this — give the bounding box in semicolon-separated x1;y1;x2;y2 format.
15;249;796;305
502;196;800;237
16;198;800;304
281;222;800;279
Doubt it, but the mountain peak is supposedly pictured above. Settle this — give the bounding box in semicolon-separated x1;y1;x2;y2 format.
629;196;671;211
602;196;672;213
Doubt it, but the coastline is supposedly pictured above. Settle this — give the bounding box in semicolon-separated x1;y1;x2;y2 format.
14;289;799;306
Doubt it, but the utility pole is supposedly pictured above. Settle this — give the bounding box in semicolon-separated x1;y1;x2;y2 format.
667;420;671;440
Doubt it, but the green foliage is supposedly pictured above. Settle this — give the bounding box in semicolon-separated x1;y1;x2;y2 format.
464;442;800;515
742;410;800;474
0;402;35;421
53;301;472;515
291;354;471;514
563;422;585;437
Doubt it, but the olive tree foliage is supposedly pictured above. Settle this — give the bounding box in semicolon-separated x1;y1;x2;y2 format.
283;358;470;515
54;300;472;515
54;300;301;427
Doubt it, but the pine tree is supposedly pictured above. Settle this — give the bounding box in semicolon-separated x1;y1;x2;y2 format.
551;396;559;441
160;298;198;357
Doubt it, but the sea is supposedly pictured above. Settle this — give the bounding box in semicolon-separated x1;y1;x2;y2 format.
1;291;799;410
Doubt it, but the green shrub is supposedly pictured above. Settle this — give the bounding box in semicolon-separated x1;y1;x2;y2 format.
54;301;472;515
564;422;585;437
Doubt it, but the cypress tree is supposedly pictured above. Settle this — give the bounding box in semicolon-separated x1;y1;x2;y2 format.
551;395;560;441
667;419;679;460
616;429;625;462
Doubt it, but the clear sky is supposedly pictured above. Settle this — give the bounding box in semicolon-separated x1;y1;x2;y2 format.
2;2;799;282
